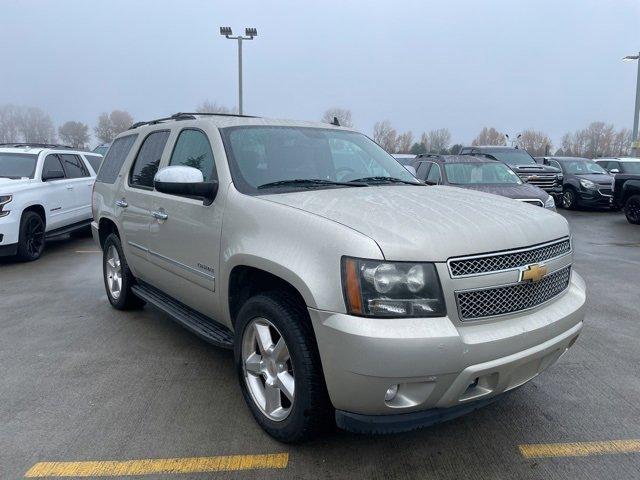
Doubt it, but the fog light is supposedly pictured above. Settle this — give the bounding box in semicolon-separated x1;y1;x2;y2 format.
384;384;399;402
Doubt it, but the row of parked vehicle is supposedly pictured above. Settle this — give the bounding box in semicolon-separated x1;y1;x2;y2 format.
395;146;640;225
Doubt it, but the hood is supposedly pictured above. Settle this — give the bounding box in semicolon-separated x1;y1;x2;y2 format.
573;173;614;185
457;183;549;202
510;164;560;174
261;185;568;261
0;177;34;190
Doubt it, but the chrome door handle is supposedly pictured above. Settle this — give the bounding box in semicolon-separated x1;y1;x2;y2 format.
152;211;168;221
115;200;128;208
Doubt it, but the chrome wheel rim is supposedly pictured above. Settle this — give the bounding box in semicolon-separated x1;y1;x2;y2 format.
242;317;294;421
562;191;573;208
105;245;123;300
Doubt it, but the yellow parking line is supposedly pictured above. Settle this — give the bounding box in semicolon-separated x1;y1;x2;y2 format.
24;453;289;477
519;439;640;458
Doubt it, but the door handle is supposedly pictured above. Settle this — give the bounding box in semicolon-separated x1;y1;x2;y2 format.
66;186;74;190
115;199;128;208
152;210;168;221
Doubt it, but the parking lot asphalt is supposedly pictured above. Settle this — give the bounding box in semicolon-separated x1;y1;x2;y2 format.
1;209;640;479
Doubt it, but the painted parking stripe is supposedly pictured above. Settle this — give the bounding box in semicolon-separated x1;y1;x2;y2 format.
25;453;289;477
75;250;101;253
519;439;640;458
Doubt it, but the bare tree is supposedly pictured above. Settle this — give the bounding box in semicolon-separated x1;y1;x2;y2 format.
321;108;353;128
471;127;505;146
427;128;452;154
195;100;236;114
94;110;134;143
419;132;429;151
561;122;629;158
396;131;414;153
18;107;56;143
612;128;632;156
0;104;21;143
373;120;398;152
58;121;90;148
518;129;552;156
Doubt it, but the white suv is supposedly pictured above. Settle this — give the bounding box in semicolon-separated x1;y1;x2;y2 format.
0;144;102;261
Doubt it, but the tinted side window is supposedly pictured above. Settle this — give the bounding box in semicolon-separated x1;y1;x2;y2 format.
168;129;217;182
85;155;103;174
42;155;65;180
59;154;89;178
97;134;138;184
427;163;441;183
129;131;170;188
416;162;431;180
549;160;562;171
609;161;621;171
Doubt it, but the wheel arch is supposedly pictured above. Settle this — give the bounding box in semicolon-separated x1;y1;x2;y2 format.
97;216;120;248
22;204;47;227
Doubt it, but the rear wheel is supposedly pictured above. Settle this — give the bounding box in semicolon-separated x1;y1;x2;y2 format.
234;292;333;442
16;211;46;261
562;188;577;209
102;233;145;310
624;195;640;225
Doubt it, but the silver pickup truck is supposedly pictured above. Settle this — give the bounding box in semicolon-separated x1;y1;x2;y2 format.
91;113;586;442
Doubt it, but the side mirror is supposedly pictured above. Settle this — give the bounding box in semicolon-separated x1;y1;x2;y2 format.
154;166;218;205
609;168;619;174
42;170;65;181
404;165;417;177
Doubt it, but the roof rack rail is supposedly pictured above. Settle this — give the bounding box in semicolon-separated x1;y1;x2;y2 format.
416;153;445;159
127;111;259;130
0;143;74;149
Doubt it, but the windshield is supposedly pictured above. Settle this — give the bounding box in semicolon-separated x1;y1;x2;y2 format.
562;160;607;175
623;162;640;174
220;126;420;193
482;149;536;166
0;153;38;179
93;145;109;156
445;162;522;185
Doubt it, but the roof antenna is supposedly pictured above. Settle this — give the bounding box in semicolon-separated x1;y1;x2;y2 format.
331;116;340;126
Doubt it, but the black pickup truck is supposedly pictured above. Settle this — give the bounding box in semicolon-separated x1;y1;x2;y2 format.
459;146;563;200
612;175;640;224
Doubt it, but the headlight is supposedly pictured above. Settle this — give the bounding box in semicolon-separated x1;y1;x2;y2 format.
544;195;556;210
0;195;12;217
342;257;446;318
579;179;596;190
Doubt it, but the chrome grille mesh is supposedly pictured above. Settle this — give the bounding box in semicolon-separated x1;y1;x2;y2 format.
456;266;572;320
448;239;571;277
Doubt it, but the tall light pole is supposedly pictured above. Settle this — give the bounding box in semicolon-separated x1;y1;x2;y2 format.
623;52;640;156
220;27;257;115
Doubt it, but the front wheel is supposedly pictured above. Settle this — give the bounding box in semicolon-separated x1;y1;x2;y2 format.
562;188;577;209
234;293;333;442
16;211;46;261
624;195;640;225
102;233;145;310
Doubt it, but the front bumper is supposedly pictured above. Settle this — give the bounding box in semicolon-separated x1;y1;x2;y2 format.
577;189;613;207
0;212;20;257
309;271;585;422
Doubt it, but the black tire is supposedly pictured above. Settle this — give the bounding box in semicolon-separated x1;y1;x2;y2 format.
234;292;333;442
102;233;145;310
561;188;577;209
624;195;640;225
16;211;46;261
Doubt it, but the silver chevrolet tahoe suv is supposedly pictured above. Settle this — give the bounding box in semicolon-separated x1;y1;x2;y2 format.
92;113;586;442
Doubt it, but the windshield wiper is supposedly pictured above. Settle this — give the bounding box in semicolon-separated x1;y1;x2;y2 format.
257;178;368;189
349;176;423;185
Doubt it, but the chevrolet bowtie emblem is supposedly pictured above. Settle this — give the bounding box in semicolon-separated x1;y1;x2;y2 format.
520;263;548;283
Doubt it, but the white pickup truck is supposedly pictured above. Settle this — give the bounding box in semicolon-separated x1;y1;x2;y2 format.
0;144;103;261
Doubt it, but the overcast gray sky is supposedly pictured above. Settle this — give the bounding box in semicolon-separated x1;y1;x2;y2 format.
2;0;639;146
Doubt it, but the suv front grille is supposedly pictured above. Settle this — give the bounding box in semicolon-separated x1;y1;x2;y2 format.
456;266;572;320
518;173;557;190
448;238;571;277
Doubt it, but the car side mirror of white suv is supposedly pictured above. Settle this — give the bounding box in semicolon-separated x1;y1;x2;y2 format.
154;166;218;205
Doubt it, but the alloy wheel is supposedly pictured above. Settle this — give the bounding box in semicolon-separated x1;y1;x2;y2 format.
25;216;45;258
242;317;295;421
627;198;640;223
562;190;574;209
105;245;123;300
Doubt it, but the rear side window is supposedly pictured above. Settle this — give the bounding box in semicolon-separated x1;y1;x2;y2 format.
426;162;441;183
168;129;217;181
97;134;138;184
129;131;170;189
416;162;431;180
59;154;89;178
42;155;65;180
84;155;103;174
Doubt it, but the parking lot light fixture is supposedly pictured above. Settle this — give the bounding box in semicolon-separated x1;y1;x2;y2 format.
219;26;258;115
623;52;640;156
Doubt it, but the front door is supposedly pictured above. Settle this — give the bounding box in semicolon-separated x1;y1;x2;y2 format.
40;154;75;230
117;130;170;278
148;128;223;317
58;153;94;223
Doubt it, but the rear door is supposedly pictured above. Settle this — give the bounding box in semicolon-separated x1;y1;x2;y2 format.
40;154;74;230
147;128;222;315
58;153;94;223
118;130;170;277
